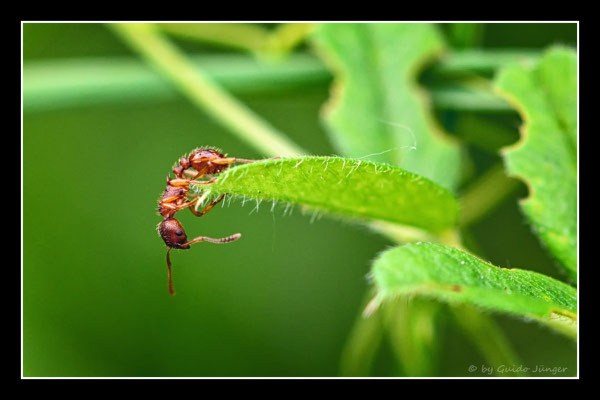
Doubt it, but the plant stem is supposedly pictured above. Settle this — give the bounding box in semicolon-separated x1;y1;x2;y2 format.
368;220;441;244
429;84;512;112
432;49;540;75
459;162;521;227
384;297;443;376
23;54;331;113
109;22;305;158
264;23;317;57
339;293;385;376
452;304;526;377
156;22;271;54
156;22;316;59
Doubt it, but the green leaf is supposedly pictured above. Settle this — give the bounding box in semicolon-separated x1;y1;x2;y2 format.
371;243;577;338
197;156;458;233
445;23;484;49
312;23;461;189
495;47;577;281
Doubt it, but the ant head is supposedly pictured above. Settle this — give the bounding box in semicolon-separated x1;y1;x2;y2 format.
158;219;190;249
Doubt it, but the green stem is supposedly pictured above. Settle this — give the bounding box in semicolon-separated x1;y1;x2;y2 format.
156;22;316;59
384;297;443;376
23;54;331;113
429;84;513;112
432;49;540;75
264;23;317;57
339;293;385;376
459;163;521;227
452;304;526;377
368;220;441;245
109;22;305;158
156;22;271;54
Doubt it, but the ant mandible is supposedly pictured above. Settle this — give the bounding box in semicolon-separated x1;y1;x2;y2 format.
157;147;256;295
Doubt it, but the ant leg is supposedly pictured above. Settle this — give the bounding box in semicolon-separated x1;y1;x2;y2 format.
174;199;199;212
166;248;175;296
183;169;198;178
189;179;216;185
184;169;216;180
184;233;241;247
212;156;281;165
189;194;226;217
174;192;223;214
211;157;256;165
190;171;205;180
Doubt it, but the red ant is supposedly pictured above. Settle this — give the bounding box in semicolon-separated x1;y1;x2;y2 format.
157;147;256;295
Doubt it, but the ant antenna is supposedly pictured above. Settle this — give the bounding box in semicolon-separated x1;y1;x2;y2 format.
184;233;242;246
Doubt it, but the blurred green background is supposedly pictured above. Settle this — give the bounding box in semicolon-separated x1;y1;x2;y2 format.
23;22;577;377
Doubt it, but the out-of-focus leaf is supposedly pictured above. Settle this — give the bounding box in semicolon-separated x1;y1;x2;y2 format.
371;243;577;338
312;23;461;190
445;23;484;49
198;156;458;234
495;47;577;281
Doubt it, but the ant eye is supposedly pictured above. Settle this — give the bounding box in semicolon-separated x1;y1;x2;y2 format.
175;230;183;236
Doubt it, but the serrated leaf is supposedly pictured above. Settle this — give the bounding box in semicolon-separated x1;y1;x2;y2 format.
495;47;577;281
197;156;458;233
312;23;461;189
372;243;577;338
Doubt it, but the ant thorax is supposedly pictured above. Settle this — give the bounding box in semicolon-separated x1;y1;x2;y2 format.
188;148;229;176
